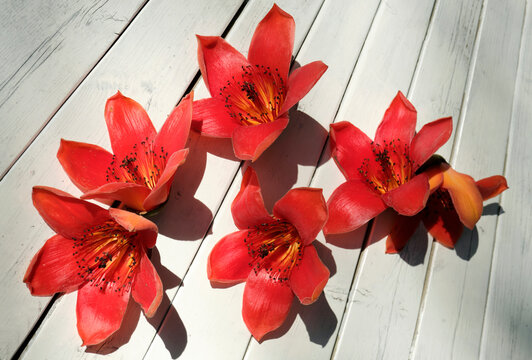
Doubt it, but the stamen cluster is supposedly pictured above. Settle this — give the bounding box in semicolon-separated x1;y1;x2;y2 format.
220;65;286;126
244;219;303;283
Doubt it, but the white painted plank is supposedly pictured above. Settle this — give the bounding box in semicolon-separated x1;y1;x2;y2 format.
19;0;324;359
324;0;488;359
412;0;526;358
1;0;243;359
0;0;147;178
479;1;532;358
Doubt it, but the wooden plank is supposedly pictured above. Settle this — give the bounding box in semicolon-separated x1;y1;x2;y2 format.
411;0;526;358
322;0;487;359
19;0;324;359
479;1;532;358
1;0;243;359
0;0;147;178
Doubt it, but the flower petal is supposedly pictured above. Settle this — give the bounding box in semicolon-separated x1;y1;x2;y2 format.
273;188;327;245
423;194;464;248
374;91;417;146
323;180;387;235
81;182;151;212
143;148;189;211
386;214;422;254
441;166;483;229
108;208;158;249
476;175;508;200
290;245;329;305
207;230;252;284
329;121;374;181
242;269;294;341
248;4;295;82
154;92;193;155
76;283;130;346
382;173;429;216
132;251;163;318
23;234;85;296
32;186;110;239
279;61;328;114
231;167;271;230
232;116;288;161
192;98;240;138
57;139;113;192
104;91;156;159
196;35;249;97
410;117;453;169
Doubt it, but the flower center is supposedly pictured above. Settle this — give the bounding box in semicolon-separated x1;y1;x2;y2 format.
358;139;415;194
220;65;286;126
71;220;141;293
429;189;455;211
106;137;168;189
244;219;302;284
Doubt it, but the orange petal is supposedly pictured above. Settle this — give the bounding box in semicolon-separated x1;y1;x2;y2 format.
441;165;483;229
132;251;163;318
476;175;508;200
108;208;158;248
231;167;271;230
290;245;329;304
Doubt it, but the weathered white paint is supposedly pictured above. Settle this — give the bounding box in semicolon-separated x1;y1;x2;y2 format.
0;0;147;178
412;0;526;358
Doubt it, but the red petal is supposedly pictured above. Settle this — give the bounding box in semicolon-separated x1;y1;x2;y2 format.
441;166;483;229
154;92;193;155
207;230;252;284
329;121;373;181
132;251;163;318
108;208;158;249
374;91;417;146
231;167;271;230
23;234;85;296
386;214;422;254
191;98;240;138
143;148;189;211
81;182;151;212
76;283;129;346
323;180;387;235
273;188;327;245
410;117;453;169
57;139;113;193
232;116;288;161
423;194;463;248
32;186;110;239
196;35;249;97
279;61;327;114
476;175;508;200
248;4;295;82
242;269;294;340
382;173;429;216
104;91;156;159
289;245;329;305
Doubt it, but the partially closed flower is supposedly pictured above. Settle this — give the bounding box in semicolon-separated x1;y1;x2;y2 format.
24;187;162;345
208;167;329;340
193;4;327;161
58;92;193;212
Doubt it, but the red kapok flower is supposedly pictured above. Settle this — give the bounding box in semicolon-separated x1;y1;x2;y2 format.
208;167;329;340
58;91;193;212
192;4;327;161
323;91;453;235
387;161;508;252
24;187;162;345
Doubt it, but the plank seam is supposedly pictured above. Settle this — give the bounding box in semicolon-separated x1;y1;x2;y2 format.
0;0;151;182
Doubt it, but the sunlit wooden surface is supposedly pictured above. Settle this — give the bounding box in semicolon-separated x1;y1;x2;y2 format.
1;0;530;359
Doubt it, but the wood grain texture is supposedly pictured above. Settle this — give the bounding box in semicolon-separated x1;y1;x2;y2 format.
412;0;526;358
479;1;532;358
1;0;243;359
0;0;147;178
